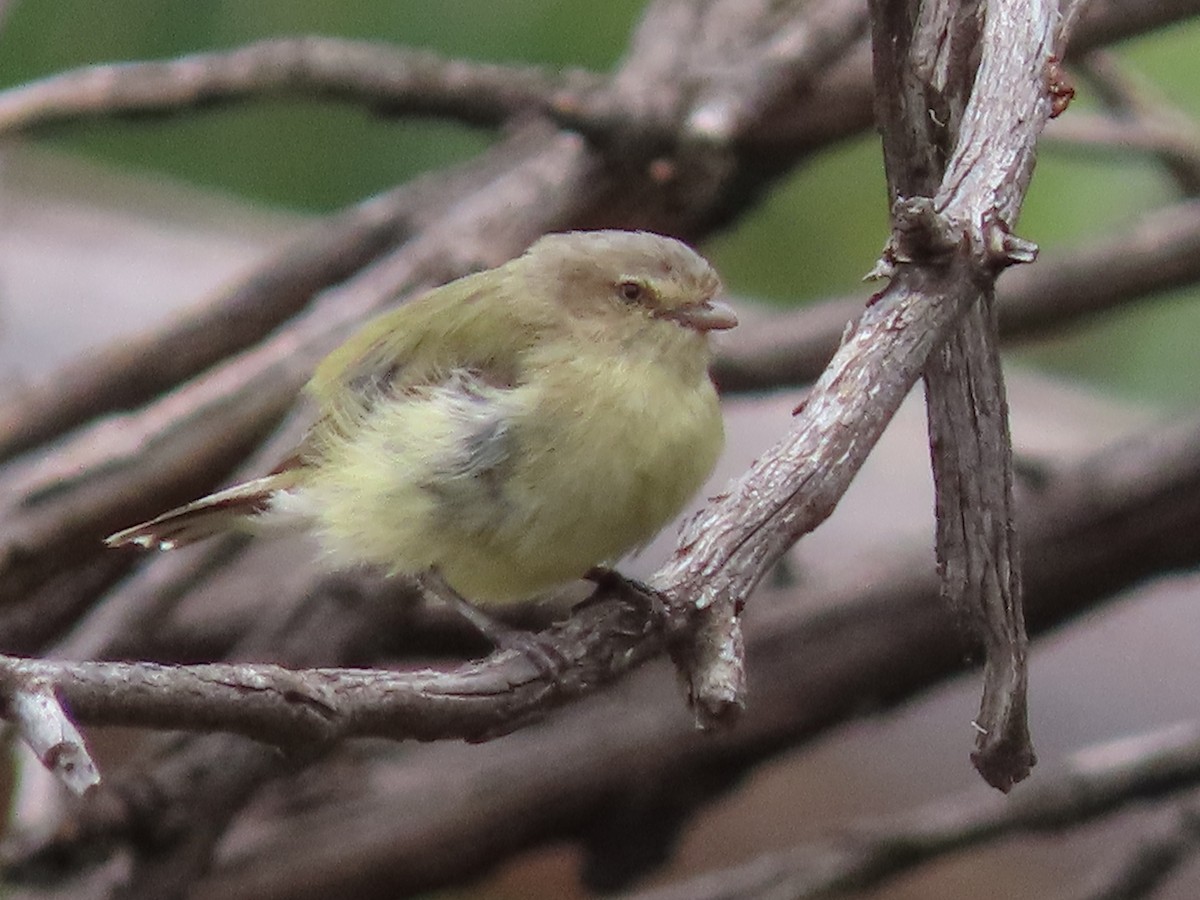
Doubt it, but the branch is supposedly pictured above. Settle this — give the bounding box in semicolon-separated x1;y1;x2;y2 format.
0;37;603;135
0;186;403;463
0;587;666;755
924;296;1032;790
661;0;1058;742
622;723;1200;900
0;125;571;464
1070;796;1200;900
745;0;1200;158
0;0;1193;161
0;124;600;617
714;197;1200;393
7;401;1200;800
9;407;1200;895
3;681;99;797
658;253;982;723
866;0;1049;792
682;0;868;143
1053;50;1200;195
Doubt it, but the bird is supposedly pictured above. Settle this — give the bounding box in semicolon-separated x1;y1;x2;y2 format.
106;230;736;608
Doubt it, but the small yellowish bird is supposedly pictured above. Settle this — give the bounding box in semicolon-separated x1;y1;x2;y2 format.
107;230;736;606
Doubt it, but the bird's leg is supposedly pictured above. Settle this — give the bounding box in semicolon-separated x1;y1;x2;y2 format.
420;571;511;646
420;570;563;673
581;566;669;621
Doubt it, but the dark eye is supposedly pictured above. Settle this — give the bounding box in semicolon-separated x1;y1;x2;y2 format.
618;280;644;303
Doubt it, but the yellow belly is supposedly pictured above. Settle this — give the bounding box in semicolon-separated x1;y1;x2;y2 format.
303;356;724;603
449;375;722;600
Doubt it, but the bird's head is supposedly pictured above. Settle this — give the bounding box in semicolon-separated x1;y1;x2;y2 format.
520;230;737;343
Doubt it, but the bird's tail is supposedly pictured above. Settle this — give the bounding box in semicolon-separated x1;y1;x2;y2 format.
105;472;300;551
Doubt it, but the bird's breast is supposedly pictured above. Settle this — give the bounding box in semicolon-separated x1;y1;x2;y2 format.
494;349;724;576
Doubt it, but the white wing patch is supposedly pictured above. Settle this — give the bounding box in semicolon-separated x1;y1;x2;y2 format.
436;374;512;479
420;371;516;520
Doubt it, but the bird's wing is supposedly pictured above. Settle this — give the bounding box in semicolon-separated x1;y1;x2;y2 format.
417;370;517;525
294;269;535;464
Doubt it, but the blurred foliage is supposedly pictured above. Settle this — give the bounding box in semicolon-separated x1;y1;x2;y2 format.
1;1;1198;406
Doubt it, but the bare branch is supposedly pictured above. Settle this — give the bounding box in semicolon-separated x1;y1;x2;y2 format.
924;298;1032;790
661;0;1060;726
684;0;868;143
4;681;99;796
0;585;665;746
744;0;1200;159
658;254;981;723
0;37;602;135
715;198;1200;393
870;0;1053;790
622;723;1200;900
1070;796;1200;900
7;406;1200;894
0;126;568;463
0;125;599;617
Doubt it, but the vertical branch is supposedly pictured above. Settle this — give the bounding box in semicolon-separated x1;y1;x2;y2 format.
925;296;1033;790
869;0;1054;789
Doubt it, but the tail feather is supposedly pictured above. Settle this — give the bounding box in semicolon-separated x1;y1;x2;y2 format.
105;473;297;551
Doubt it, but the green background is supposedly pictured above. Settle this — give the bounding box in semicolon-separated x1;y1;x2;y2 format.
3;1;1198;407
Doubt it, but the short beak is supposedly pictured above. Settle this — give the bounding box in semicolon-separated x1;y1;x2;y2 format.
658;300;738;332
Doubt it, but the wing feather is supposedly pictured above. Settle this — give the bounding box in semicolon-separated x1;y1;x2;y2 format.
296;264;541;465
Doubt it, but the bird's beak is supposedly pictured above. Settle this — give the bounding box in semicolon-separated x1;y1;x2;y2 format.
657;300;738;332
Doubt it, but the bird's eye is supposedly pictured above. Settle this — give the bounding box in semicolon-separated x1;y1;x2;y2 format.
618;281;644;303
